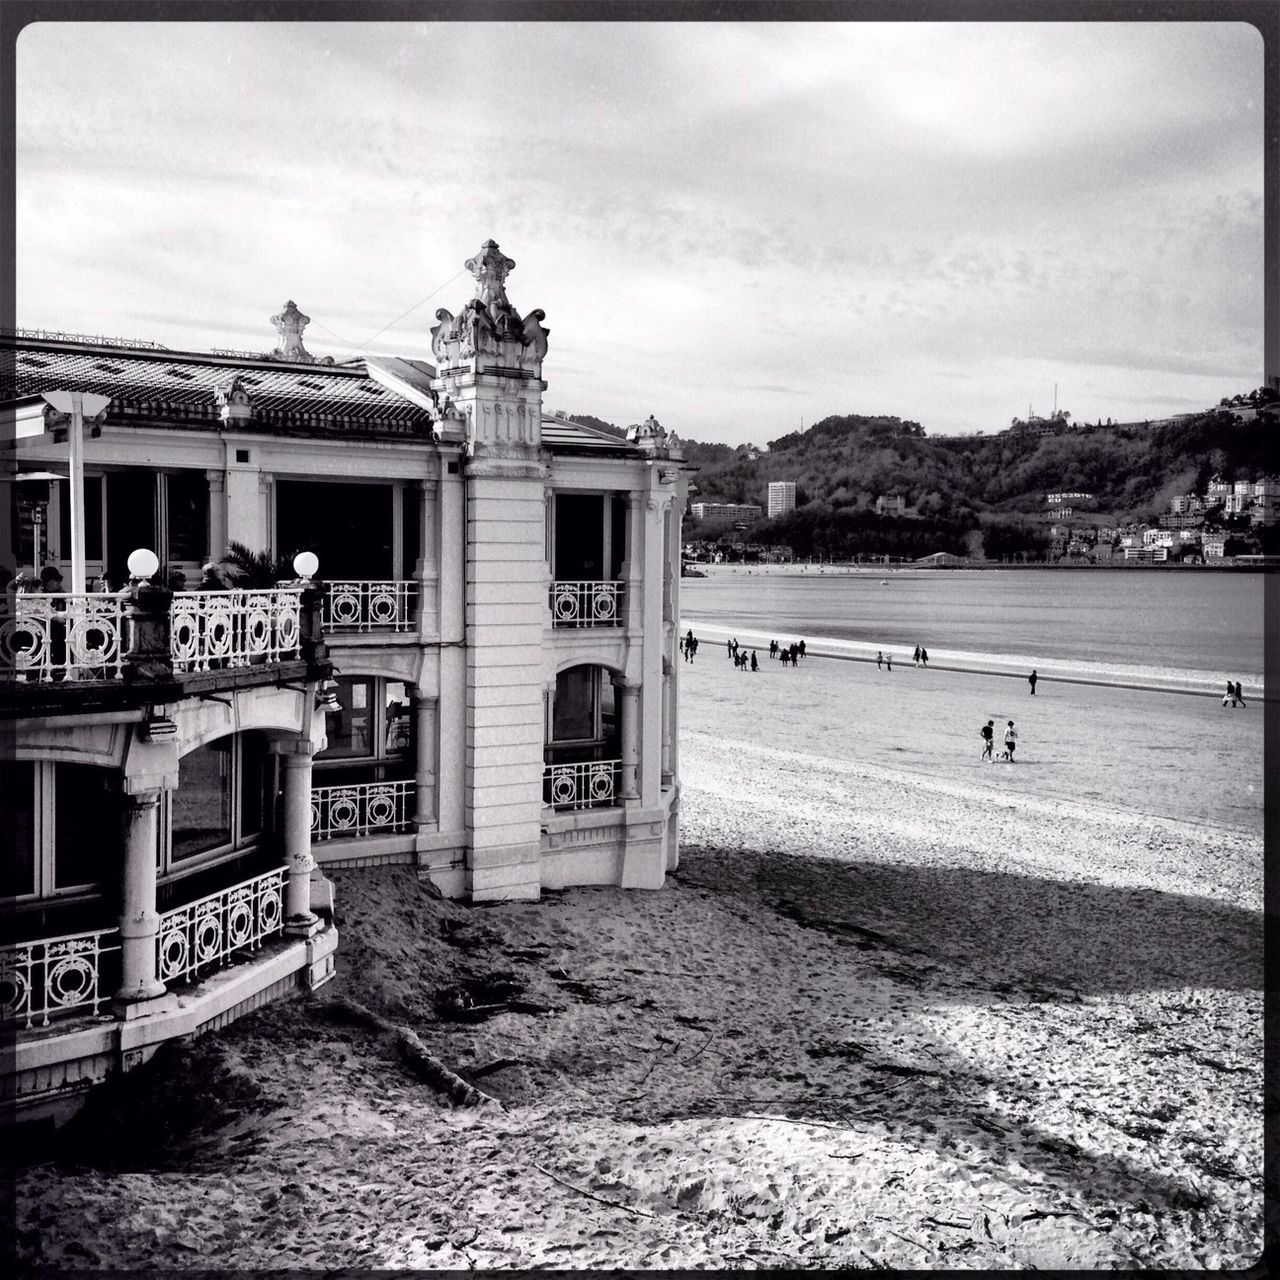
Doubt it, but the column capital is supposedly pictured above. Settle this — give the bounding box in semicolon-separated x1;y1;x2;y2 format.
611;675;643;691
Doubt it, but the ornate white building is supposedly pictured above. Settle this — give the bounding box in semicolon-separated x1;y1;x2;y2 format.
1;240;690;1123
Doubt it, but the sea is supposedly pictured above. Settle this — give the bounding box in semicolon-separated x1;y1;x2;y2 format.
680;567;1267;697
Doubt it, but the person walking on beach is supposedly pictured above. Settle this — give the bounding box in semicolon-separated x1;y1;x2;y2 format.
913;644;921;666
876;650;883;669
1004;720;1018;762
689;636;698;661
980;719;995;762
798;639;806;659
1234;680;1246;707
727;639;733;659
1028;669;1038;696
769;639;777;659
885;653;892;671
1224;680;1235;707
750;649;758;672
920;646;929;667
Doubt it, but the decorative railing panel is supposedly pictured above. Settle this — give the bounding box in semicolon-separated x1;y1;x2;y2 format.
322;580;418;633
1;927;120;1028
550;580;625;628
311;780;414;841
544;758;621;811
169;588;303;673
0;594;126;682
156;866;286;988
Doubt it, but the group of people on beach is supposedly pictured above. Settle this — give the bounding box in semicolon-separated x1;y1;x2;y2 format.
1223;680;1247;708
980;719;1019;763
769;638;805;666
679;631;700;661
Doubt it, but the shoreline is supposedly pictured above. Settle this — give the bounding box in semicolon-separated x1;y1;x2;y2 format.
679;617;1267;702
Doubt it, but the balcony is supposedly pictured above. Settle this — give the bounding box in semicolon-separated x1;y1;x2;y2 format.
543;758;621;811
311;779;414;841
1;586;313;686
1;864;287;1031
321;580;418;634
550;580;625;628
1;926;121;1030
155;865;287;988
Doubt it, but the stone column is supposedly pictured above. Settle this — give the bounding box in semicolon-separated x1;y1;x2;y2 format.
615;676;642;801
436;457;466;840
413;693;438;829
661;659;674;786
623;491;644;635
415;478;440;641
280;746;321;936
115;790;167;1012
639;496;668;807
206;468;227;560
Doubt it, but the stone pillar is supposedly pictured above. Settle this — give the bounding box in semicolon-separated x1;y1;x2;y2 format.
280;745;321;936
224;462;267;552
615;676;642;801
206;468;227;560
436;456;466;840
115;790;167;1012
430;241;550;903
639;496;668;807
416;477;440;641
623;491;645;635
661;658;674;786
413;693;438;829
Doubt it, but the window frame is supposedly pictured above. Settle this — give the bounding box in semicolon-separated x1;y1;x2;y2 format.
0;759;117;904
162;731;275;880
314;676;414;782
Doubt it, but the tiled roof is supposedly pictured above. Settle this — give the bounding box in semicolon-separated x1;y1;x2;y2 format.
1;338;434;433
540;415;636;452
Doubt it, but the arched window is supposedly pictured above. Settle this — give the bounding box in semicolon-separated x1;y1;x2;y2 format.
547;665;618;764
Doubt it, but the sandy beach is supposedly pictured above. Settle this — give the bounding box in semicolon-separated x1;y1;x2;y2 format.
12;638;1264;1270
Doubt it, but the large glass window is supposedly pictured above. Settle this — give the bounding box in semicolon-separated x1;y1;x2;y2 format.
169;732;270;868
1;760;117;901
316;677;413;784
54;764;119;890
549;666;619;762
0;761;37;899
166;471;210;564
57;475;104;561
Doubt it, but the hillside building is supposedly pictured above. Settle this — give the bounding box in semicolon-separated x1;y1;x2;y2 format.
767;481;796;518
689;502;762;521
1;240;690;1124
874;494;906;517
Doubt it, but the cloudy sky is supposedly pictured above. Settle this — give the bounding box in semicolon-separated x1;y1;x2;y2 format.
14;19;1264;443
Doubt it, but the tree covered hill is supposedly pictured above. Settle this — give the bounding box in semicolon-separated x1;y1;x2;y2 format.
689;406;1277;521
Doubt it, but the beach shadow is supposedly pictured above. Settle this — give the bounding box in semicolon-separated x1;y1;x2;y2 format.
740;849;1261;997
675;846;1262;1217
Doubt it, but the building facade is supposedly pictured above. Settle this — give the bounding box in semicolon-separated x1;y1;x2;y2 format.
1;241;689;1123
767;481;796;518
689;502;762;521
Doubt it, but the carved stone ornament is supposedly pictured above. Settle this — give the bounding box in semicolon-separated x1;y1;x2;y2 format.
270;300;313;363
215;376;253;422
429;240;549;374
627;415;669;451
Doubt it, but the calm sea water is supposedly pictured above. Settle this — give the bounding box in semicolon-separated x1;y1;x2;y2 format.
681;568;1266;688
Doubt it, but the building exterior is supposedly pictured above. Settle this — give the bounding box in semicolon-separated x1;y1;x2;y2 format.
1;240;689;1123
875;494;906;517
689;502;762;521
767;481;796;518
1202;533;1227;559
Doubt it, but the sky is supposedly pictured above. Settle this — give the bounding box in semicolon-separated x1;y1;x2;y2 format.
13;19;1266;445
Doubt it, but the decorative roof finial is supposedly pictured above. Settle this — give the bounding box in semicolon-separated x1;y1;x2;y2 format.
271;300;313;363
465;240;516;313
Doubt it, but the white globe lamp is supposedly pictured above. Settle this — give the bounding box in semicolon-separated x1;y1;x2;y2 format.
293;551;319;580
126;547;160;581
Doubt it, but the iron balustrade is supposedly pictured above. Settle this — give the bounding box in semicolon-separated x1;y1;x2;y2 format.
1;927;121;1029
321;580;418;633
543;758;621;811
169;588;304;673
550;580;625;628
155;866;286;988
311;780;414;841
0;593;127;682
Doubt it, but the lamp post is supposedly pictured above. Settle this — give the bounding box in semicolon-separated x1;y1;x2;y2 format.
40;391;110;594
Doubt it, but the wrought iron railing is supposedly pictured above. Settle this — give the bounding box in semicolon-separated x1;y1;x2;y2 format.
169;587;304;673
156;866;286;988
1;927;121;1029
0;593;127;682
543;758;621;811
550;580;625;628
311;780;414;841
321;580;418;633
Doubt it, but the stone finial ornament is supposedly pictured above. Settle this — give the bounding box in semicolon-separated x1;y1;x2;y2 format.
627;415;668;447
216;375;253;423
430;240;549;373
271;300;313;363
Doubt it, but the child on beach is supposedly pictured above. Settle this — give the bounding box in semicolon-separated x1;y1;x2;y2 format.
980;720;994;762
876;651;883;669
1003;721;1018;762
